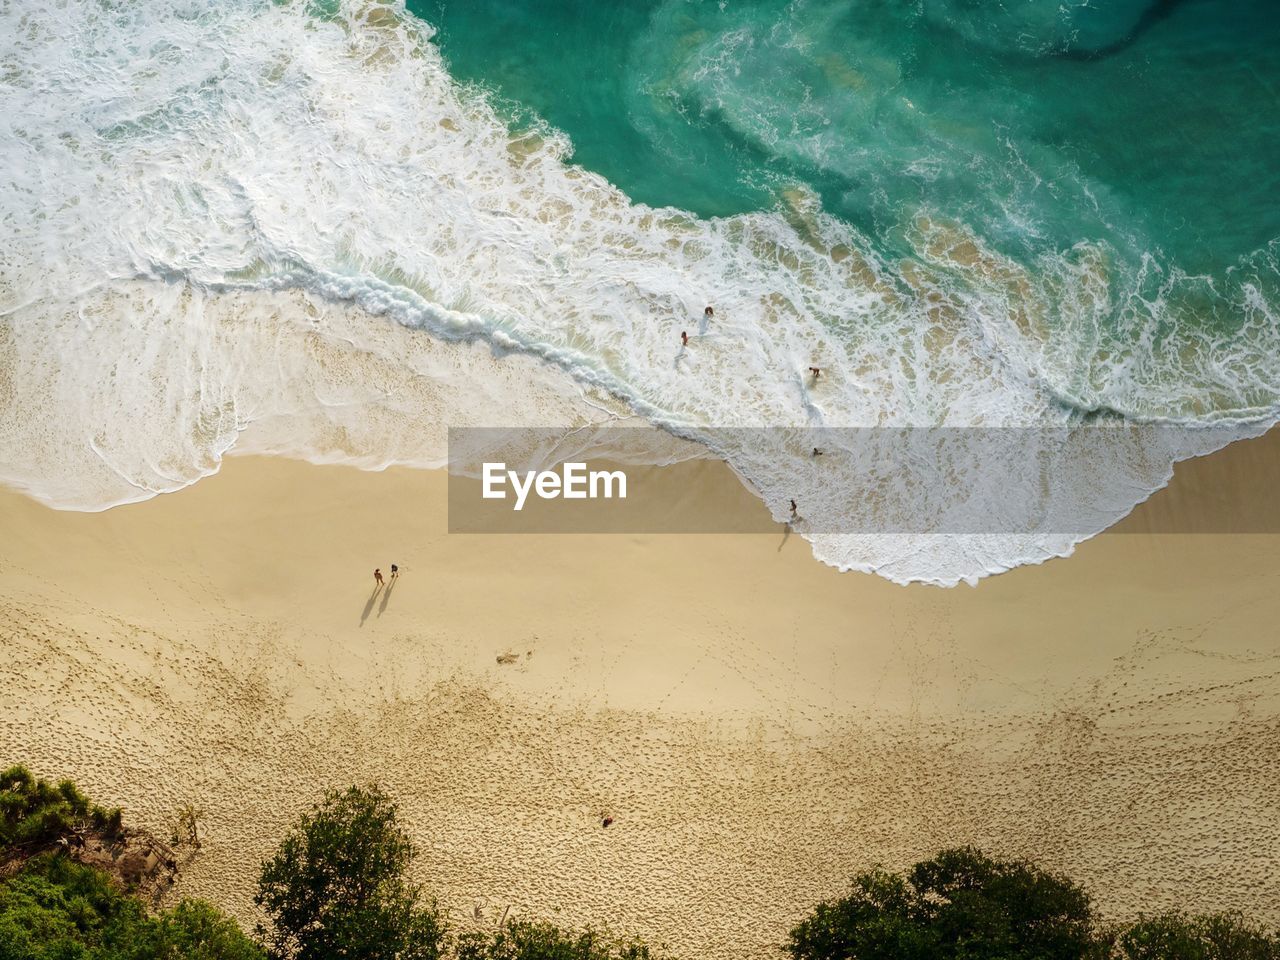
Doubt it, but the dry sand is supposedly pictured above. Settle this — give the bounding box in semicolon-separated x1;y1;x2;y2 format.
2;432;1280;957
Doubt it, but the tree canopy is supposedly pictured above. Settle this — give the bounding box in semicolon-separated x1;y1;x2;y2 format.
457;920;660;960
788;847;1280;960
0;854;262;960
1100;912;1280;960
0;767;261;960
788;847;1095;960
0;765;122;853
254;784;446;960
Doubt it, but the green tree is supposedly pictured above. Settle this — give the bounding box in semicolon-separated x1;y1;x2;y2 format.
1;768;261;960
787;869;940;960
456;920;660;960
0;765;122;852
788;847;1095;960
1100;912;1280;960
254;784;445;960
0;853;262;960
0;854;131;959
157;900;267;960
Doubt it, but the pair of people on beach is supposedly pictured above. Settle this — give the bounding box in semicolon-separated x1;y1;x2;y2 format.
373;564;398;587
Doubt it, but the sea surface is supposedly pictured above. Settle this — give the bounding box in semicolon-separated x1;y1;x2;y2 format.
0;0;1277;583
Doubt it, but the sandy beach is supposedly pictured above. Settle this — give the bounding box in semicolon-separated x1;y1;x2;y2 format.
3;433;1280;957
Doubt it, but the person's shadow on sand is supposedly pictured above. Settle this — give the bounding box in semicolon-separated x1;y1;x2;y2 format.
360;586;381;627
377;577;397;617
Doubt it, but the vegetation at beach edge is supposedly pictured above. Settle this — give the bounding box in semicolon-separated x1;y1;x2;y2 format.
3;764;1278;959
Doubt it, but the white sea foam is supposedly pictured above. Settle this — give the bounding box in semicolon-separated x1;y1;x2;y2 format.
0;0;1275;584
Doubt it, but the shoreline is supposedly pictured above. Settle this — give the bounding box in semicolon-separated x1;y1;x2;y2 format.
2;432;1280;956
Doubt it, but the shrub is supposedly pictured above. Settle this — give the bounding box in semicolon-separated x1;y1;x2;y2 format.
788;847;1095;960
1099;912;1280;960
254;784;446;960
0;853;262;960
456;920;661;960
157;899;266;960
0;765;122;853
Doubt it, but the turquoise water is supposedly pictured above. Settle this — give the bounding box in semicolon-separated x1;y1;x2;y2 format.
426;0;1279;299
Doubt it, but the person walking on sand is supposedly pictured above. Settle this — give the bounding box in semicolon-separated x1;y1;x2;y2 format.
681;330;689;347
390;564;399;580
374;568;384;587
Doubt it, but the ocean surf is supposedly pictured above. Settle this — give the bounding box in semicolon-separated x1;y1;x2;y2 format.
0;0;1276;584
